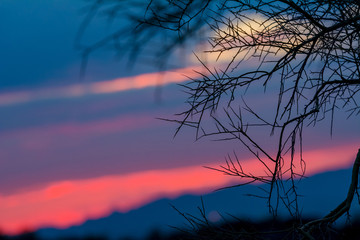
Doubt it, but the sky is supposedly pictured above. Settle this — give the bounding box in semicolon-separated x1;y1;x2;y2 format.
0;0;359;236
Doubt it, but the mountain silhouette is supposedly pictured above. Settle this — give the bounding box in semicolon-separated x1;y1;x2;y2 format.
37;167;360;240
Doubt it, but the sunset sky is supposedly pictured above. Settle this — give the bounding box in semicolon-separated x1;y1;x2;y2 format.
0;0;359;237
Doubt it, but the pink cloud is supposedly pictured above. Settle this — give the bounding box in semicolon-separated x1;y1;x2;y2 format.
10;114;157;140
0;142;357;235
0;164;230;234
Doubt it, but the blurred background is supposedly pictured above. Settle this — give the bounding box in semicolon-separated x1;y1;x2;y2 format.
0;1;359;239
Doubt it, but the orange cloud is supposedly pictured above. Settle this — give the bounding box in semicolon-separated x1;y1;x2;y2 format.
90;66;204;94
0;143;357;235
0;66;204;106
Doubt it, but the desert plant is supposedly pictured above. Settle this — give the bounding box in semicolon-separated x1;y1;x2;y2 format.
78;0;360;238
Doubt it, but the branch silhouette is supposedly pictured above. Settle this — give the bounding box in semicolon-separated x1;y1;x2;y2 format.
79;0;360;239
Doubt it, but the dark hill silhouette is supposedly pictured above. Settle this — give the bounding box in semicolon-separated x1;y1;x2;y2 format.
26;167;360;239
